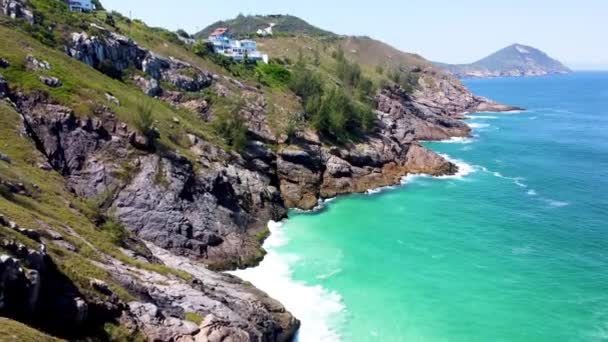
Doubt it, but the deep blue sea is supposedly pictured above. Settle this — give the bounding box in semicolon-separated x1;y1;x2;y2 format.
234;72;608;341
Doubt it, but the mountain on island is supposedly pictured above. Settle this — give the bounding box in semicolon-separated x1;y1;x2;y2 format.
436;44;572;78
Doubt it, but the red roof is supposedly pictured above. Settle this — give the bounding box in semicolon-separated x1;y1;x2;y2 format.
210;28;228;36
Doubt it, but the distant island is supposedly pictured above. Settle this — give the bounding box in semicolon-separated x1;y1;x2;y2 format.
436;44;572;78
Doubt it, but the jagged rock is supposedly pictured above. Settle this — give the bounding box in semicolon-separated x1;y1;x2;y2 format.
26;55;50;71
142;53;212;92
0;57;9;68
128;302;200;341
39;76;62;88
0;151;10;163
105;93;120;105
0;74;8;98
193;315;250;342
68;29;148;74
113;151;286;269
110;243;300;342
0;0;34;24
14;92;123;196
90;278;112;296
134;75;162;97
17;228;41;242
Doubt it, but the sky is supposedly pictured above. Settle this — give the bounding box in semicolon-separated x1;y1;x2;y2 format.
100;0;608;70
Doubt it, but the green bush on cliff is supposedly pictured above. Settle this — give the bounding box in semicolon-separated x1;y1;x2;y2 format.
255;62;291;88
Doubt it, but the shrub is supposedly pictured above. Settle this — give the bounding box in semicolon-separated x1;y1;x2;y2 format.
213;99;248;151
289;65;323;104
134;101;158;143
255;62;291;88
100;217;129;247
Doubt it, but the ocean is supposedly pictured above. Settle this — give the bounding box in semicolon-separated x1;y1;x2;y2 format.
232;72;608;341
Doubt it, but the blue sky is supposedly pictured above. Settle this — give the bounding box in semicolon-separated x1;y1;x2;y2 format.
100;0;608;69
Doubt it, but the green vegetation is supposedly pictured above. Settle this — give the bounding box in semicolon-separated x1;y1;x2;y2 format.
0;318;63;342
184;312;204;325
195;14;335;38
286;49;376;141
212;98;248;151
255;62;291;88
134;101;158;143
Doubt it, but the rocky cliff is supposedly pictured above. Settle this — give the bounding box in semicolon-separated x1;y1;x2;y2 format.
0;2;520;341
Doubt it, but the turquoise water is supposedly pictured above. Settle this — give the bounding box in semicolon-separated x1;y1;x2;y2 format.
234;72;608;341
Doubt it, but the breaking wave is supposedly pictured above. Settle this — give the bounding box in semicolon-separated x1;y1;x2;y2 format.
230;221;346;342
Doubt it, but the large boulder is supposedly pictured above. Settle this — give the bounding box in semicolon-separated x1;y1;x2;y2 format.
0;0;34;24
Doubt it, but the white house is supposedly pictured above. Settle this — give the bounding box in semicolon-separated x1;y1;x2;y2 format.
208;28;269;63
65;0;95;12
256;23;275;37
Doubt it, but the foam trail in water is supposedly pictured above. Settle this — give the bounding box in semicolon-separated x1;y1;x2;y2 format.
436;137;475;144
542;198;570;208
468;115;499;120
230;221;345;342
469;123;491;129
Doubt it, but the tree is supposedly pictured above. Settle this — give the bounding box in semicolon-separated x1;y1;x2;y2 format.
176;29;191;38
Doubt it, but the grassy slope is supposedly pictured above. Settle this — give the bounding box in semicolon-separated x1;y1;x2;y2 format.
0;318;63;342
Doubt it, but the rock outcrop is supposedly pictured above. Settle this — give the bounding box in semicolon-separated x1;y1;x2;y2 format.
0;0;34;24
67;25;213;98
0;216;299;341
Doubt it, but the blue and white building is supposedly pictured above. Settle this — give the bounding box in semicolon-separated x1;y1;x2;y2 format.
208;28;269;63
65;0;95;12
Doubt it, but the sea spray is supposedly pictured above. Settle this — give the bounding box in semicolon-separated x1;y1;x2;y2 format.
230;221;345;342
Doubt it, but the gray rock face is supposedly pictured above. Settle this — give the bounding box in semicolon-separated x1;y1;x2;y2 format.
14;92;129;197
38;76;61;88
68;28;212;96
68;29;148;73
142;54;212;92
0;151;10;163
26;55;51;71
113;143;286;269
0;0;34;24
0;74;8;98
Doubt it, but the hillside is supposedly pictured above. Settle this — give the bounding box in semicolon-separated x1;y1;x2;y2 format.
195;14;334;38
437;43;572;78
0;1;517;341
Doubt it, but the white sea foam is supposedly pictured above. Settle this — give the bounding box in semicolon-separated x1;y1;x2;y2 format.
402;154;476;184
527;189;538;196
542;198;570;208
366;185;395;195
316;268;343;280
468;115;499;120
490;171;528;188
444;136;475;144
469;123;491;129
230;221;345;342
